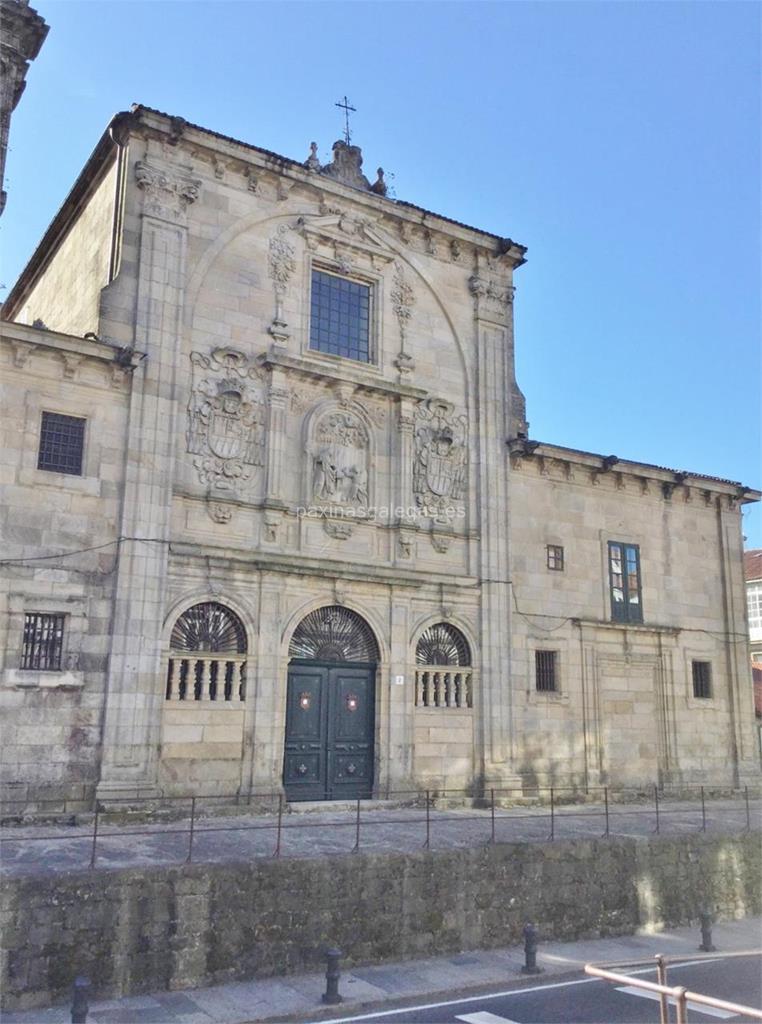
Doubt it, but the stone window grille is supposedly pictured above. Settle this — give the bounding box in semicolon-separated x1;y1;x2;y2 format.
535;650;558;692
37;411;85;475
414;623;473;709
21;613;65;671
165;602;247;703
309;268;371;363
547;544;564;571
692;660;712;700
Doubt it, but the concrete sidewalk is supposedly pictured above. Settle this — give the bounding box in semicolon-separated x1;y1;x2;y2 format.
2;917;760;1024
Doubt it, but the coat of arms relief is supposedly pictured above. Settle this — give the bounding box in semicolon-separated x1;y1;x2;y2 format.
413;398;468;522
187;348;267;490
308;409;370;510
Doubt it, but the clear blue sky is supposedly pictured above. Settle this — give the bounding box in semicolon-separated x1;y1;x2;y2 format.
3;1;760;544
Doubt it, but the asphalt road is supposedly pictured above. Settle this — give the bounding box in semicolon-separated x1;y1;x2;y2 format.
308;953;762;1024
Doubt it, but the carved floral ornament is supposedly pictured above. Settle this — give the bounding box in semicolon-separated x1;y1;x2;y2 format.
134;161;201;223
187;348;267;491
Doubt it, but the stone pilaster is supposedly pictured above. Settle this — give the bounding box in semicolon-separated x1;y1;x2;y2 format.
97;161;200;796
264;366;289;506
384;592;415;792
471;263;522;783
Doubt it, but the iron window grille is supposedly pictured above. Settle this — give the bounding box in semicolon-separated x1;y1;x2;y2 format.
692;660;712;699
415;623;471;666
309;268;371;363
37;411;85;475
535;650;558;692
21;613;65;671
547;544;564;571
289;605;379;663
608;541;643;624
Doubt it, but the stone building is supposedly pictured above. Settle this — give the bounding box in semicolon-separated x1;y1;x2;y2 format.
1;104;759;806
0;0;48;216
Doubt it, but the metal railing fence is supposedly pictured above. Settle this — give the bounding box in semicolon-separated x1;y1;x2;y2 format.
0;782;758;871
585;951;762;1023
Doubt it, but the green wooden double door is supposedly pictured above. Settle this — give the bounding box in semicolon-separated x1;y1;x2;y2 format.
283;662;375;801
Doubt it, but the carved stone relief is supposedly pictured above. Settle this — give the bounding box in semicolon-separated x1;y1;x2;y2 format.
207;502;233;524
268;224;296;344
413;399;468;522
391;261;416;378
308;409;370;509
134;161;201;223
187;348;267;491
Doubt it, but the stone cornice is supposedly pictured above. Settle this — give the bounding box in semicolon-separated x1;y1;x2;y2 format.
261;347;429;401
168;540;479;589
0;320;144;370
130;105;527;266
572;617;681;636
508;438;760;505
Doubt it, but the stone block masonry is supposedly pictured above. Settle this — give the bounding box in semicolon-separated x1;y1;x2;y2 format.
2;832;760;1011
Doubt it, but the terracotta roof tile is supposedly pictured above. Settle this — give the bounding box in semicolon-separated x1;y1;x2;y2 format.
745;549;762;581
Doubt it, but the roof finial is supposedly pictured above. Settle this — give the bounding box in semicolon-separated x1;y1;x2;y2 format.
335;95;356;145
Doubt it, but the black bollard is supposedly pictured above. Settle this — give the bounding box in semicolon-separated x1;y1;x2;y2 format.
521;922;543;975
322;947;343;1004
699;908;716;952
71;975;90;1024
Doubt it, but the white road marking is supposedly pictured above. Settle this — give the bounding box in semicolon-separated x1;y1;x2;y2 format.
311;976;601;1023
311;955;744;1024
615;985;737;1019
456;1012;521;1024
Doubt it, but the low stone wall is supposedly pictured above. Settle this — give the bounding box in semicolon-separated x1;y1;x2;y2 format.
2;832;760;1010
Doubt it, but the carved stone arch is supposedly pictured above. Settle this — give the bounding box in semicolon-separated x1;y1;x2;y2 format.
409;612;479;667
185;211;301;330
301;397;374;509
184;211;471;400
280;596;389;664
362;223;472;399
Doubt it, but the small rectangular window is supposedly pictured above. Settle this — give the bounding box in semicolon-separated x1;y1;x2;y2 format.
535;650;558;692
547;545;564;571
608;541;643;624
21;613;65;671
37;412;85;475
692;660;712;699
309;268;371;363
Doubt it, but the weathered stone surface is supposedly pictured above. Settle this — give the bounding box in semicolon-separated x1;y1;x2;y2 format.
1;832;759;1010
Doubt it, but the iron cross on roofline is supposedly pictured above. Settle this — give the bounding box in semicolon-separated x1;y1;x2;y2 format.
335;95;356;145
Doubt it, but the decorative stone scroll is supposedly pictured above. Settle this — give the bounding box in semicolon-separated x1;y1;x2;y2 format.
268;224;296;344
308;409;370;509
413;399;468;521
187;348;267;490
134;161;201;224
391;261;416;378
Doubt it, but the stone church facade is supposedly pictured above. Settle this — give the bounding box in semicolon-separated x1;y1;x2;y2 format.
1;105;758;806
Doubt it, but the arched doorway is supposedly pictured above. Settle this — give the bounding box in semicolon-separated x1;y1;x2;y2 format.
283;605;378;802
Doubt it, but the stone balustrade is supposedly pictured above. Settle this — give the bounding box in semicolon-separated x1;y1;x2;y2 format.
415;667;473;709
165;654;247;702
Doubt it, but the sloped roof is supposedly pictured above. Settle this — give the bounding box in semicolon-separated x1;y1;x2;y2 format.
745;549;762;582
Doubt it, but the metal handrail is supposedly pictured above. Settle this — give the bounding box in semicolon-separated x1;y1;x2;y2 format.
584;954;762;1024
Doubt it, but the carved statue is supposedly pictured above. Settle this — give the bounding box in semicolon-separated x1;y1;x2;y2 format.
309;410;370;507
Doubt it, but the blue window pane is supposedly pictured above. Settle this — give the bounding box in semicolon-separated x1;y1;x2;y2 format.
310;269;371;363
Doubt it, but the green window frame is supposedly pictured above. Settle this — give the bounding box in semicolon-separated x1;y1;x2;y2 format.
608;541;643;624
